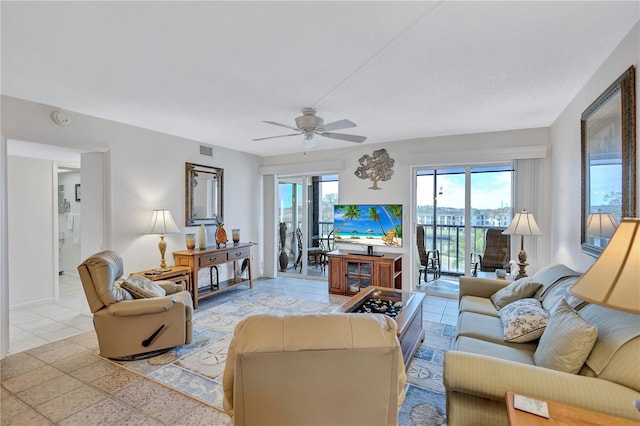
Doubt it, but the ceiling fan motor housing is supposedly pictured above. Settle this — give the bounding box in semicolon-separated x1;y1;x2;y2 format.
295;108;324;131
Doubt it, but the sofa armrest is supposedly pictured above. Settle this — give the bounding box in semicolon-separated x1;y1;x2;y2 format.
156;281;184;294
444;351;640;421
104;296;182;316
459;277;510;299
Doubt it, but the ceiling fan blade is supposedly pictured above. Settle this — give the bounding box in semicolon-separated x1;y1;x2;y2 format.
252;132;302;141
322;119;357;132
319;132;367;143
262;120;301;132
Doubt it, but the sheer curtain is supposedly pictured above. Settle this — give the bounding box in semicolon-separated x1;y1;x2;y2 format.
513;158;551;275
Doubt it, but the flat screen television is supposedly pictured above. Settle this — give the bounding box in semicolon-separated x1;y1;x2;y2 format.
333;204;403;249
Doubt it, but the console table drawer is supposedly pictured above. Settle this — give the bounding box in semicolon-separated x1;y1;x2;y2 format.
199;253;225;267
228;247;250;261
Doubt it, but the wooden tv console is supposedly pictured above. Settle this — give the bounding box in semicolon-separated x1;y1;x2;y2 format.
327;250;402;295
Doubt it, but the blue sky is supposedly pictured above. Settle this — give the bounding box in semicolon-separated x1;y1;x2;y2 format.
416;171;512;209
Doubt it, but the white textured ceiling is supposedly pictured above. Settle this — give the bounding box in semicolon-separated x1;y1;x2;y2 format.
2;1;639;157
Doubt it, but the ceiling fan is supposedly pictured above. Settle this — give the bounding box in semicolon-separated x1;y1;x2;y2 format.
252;107;367;148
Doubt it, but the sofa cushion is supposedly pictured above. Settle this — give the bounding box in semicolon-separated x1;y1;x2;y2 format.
540;276;581;311
457;311;538;352
534;300;598;374
592;337;640;392
531;264;581;301
499;298;549;343
459;296;500;317
491;278;542;309
455;336;535;365
121;275;167;299
578;304;640;377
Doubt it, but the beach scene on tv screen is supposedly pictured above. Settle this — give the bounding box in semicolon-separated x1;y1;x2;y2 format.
333;204;403;247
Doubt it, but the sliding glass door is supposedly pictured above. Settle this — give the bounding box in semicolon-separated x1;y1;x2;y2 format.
277;174;338;277
416;165;513;276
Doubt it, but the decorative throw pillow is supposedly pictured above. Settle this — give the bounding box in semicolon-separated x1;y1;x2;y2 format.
491;277;543;309
499;298;549;343
534;299;598;374
121;274;167;299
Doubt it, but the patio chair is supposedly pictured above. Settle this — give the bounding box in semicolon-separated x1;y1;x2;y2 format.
470;228;510;274
293;227;323;271
417;225;441;283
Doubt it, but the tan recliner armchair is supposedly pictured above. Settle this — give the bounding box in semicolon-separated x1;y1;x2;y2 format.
77;250;193;359
223;313;406;426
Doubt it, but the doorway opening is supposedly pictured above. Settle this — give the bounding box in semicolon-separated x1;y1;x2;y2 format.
57;165;81;277
277;174;338;278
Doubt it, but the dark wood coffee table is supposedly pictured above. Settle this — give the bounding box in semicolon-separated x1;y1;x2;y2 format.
334;286;425;370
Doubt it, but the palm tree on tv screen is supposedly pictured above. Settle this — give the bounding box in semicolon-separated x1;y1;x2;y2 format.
367;206;385;235
335;205;362;233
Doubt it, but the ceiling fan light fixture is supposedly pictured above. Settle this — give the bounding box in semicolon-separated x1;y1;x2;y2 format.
303;135;316;150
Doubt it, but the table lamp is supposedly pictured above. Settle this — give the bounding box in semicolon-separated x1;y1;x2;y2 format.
570;217;639;315
147;209;180;271
502;210;542;280
586;211;618;248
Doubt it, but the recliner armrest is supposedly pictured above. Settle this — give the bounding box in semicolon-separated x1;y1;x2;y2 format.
156;281;184;294
105;296;182;316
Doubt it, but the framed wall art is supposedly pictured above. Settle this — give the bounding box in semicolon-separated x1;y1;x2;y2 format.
581;65;636;257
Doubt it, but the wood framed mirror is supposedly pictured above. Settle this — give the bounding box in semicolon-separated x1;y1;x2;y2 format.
581;66;636;257
185;162;224;226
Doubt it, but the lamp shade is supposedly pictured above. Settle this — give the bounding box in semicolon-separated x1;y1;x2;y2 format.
147;209;180;235
586;212;618;238
502;210;543;236
570;218;640;314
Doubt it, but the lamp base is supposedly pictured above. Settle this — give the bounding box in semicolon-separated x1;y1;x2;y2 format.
514;262;529;281
155;267;172;273
514;248;529;280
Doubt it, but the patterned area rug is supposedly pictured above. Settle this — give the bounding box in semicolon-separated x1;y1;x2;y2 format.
111;291;455;426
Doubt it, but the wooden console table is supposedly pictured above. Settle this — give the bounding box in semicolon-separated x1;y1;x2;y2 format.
173;243;252;308
130;266;191;292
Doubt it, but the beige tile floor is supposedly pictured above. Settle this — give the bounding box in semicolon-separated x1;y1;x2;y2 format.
2;275;456;425
9;274;94;355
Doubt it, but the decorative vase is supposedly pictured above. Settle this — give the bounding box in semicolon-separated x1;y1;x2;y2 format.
197;224;207;249
185;233;196;250
279;250;289;272
278;222;289;271
215;222;228;247
232;228;240;244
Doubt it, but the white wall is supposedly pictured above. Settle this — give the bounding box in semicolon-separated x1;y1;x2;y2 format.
2;95;264;309
7;156;55;307
550;23;639;273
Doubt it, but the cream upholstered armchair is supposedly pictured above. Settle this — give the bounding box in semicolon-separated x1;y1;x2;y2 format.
223;313;406;426
77;250;193;359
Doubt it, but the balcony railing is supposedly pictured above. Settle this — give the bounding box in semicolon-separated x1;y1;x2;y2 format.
418;224;508;275
283;220;503;276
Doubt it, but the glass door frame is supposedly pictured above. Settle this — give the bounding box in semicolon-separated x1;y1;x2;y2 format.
412;163;514;283
277;173;338;278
